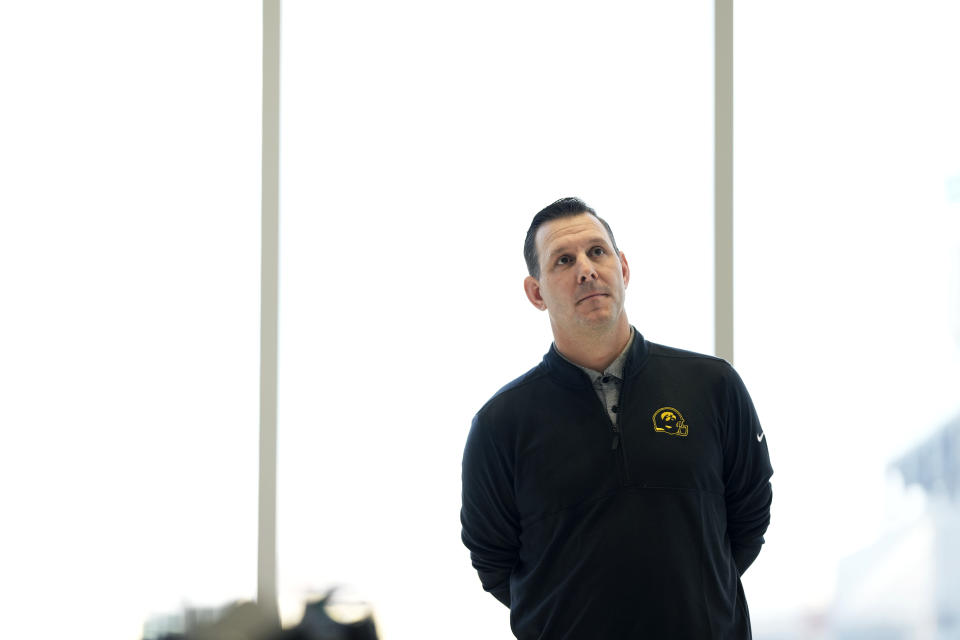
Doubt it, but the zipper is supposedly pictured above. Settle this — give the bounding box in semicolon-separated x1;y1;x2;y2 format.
595;394;620;450
600;396;629;483
608;392;632;483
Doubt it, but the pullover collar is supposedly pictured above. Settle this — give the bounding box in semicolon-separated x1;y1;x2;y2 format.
542;326;650;390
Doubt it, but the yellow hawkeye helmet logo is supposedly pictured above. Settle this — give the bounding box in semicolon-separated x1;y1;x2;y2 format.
652;407;689;437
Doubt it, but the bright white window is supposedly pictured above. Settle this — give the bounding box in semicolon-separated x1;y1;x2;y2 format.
0;3;261;638
277;1;712;636
736;1;960;634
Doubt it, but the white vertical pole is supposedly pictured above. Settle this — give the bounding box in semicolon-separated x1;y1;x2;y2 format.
259;0;281;622
715;0;734;364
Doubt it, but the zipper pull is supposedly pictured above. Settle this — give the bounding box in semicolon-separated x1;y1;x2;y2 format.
610;433;620;450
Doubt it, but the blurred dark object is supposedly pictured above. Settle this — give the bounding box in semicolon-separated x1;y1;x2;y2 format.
144;589;378;640
280;590;378;640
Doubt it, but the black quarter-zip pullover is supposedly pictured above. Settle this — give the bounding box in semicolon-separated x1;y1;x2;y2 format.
461;329;773;639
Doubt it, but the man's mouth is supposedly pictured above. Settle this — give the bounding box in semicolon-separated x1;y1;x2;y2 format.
577;292;608;304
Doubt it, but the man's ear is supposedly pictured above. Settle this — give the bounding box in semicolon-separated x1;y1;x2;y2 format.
524;275;547;310
619;251;630;288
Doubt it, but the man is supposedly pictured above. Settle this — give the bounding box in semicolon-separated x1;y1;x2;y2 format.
461;197;773;639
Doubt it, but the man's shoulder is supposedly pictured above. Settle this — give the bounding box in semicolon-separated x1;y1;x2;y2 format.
646;340;724;362
643;341;735;379
477;364;549;413
480;364;546;404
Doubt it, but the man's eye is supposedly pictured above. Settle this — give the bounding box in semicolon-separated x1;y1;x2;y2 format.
557;256;571;265
591;246;606;256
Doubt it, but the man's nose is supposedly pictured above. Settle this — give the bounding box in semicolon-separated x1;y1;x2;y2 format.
576;255;598;283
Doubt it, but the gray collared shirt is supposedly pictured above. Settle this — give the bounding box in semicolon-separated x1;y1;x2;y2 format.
556;329;635;426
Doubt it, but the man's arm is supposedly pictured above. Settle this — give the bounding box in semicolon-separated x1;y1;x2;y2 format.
461;413;520;607
721;366;773;576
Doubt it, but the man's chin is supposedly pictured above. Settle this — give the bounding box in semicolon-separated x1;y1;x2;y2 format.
576;309;617;327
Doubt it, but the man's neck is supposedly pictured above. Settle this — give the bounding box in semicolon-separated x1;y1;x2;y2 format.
553;318;632;373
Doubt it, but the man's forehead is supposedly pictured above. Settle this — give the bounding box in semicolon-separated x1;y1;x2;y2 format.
536;214;613;253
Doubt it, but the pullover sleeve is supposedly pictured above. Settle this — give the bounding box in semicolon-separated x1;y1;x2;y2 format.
460;412;520;608
721;365;773;576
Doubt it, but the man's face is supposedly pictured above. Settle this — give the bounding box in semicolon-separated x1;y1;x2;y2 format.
523;213;630;337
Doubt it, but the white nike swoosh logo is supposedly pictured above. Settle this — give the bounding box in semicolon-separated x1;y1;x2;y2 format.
757;432;765;442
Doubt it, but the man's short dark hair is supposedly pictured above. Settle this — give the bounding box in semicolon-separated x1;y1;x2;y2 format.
523;197;620;278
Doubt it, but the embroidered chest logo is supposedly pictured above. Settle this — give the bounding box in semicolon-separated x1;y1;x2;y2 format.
652;407;689;437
